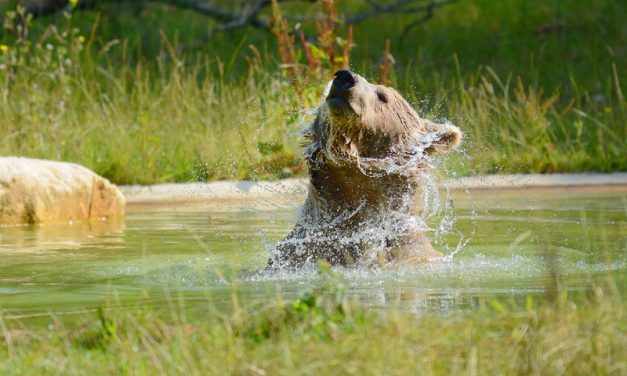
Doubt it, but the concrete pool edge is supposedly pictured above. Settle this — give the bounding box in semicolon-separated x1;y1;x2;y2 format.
121;173;627;206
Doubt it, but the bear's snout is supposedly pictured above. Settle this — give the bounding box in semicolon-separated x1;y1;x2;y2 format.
327;70;359;115
333;70;357;90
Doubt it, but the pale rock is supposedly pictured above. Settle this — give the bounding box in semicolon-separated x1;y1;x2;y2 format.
0;157;125;225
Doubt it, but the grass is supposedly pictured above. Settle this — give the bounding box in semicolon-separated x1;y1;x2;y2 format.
0;271;624;375
0;57;303;183
0;0;625;184
0;3;625;373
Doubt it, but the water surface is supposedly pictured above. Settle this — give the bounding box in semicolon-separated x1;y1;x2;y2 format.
0;187;624;320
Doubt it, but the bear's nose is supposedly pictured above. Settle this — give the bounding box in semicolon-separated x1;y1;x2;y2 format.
333;70;357;90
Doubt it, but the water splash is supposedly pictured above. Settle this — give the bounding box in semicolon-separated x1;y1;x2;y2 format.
267;124;474;269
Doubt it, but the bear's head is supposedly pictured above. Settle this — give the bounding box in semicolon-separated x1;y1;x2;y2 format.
308;70;462;166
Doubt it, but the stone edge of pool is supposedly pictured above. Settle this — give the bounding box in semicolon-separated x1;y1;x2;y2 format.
121;173;627;206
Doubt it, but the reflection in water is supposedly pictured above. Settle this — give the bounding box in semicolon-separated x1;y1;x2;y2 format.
0;219;125;253
0;188;624;318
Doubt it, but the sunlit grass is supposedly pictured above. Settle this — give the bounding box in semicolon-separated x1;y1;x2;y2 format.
1;55;624;184
0;0;625;183
0;272;623;375
0;56;304;184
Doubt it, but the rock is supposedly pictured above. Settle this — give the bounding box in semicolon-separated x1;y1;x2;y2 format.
0;157;125;225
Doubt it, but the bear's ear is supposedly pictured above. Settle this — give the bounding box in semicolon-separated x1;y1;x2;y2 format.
423;122;463;154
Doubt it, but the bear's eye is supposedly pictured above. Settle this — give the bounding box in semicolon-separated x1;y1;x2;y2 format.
376;91;388;103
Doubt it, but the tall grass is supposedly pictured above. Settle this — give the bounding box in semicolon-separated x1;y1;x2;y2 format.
0;273;623;375
0;16;305;183
0;0;625;184
443;66;626;174
1;53;623;183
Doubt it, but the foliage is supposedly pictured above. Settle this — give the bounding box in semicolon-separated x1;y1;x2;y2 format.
0;0;625;183
271;0;354;99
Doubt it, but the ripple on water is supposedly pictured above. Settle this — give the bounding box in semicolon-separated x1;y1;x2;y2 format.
0;187;624;314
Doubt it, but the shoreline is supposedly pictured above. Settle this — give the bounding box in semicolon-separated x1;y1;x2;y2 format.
121;173;627;206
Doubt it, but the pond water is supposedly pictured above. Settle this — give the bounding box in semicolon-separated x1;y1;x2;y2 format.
0;187;624;321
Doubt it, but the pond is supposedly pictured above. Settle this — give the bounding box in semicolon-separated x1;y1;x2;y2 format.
0;186;624;322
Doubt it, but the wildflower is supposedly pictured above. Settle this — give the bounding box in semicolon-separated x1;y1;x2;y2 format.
78;35;85;43
69;0;79;7
0;44;9;53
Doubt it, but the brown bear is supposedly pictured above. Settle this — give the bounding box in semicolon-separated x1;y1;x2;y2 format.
268;70;462;268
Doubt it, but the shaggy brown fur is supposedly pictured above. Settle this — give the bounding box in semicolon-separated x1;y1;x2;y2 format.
268;71;462;268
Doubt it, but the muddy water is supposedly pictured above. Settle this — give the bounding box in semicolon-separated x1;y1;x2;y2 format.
0;187;624;319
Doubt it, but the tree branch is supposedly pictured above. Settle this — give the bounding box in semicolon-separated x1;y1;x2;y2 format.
14;0;456;34
347;0;458;25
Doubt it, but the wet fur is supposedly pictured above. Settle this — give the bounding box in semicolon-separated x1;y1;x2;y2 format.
269;74;462;268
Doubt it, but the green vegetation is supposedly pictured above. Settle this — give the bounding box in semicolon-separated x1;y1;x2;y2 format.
0;0;625;184
0;3;625;373
0;271;624;375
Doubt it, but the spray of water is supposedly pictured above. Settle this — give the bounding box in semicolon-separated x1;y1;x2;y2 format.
265;116;472;269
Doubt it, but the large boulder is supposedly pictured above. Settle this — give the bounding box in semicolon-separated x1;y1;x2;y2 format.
0;157;125;225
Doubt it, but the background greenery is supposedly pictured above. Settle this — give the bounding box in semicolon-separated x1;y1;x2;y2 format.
0;0;625;184
0;3;625;373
